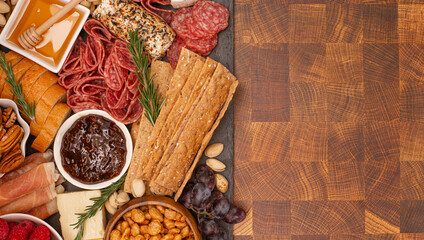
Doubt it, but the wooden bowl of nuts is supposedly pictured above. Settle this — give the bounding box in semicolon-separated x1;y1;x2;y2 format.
105;196;202;240
0;99;30;176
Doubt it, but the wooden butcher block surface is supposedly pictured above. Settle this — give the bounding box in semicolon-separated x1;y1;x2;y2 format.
233;1;424;239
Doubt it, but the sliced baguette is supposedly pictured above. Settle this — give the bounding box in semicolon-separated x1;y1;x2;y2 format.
25;71;57;105
30;84;67;136
2;58;35;99
0;52;25;97
21;64;48;98
32;103;71;152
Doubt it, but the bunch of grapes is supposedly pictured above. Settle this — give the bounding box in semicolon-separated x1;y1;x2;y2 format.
179;166;246;240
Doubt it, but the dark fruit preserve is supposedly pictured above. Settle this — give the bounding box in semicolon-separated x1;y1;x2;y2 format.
61;114;126;184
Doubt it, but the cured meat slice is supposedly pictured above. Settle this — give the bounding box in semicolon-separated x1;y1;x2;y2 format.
104;54;128;91
67;88;102;113
74;75;107;96
127;71;140;95
84;19;116;43
58;71;85;89
112;40;136;71
192;0;229;34
59;37;84;75
0;151;52;185
26;199;58;220
185;10;215;39
167;36;186;68
105;88;130;109
185;35;217;55
171;8;199;40
0;162;58;207
83;36;104;72
101;96;143;125
140;0;174;24
0;184;56;215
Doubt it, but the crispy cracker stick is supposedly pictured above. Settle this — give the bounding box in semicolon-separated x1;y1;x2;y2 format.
151;63;237;193
124;60;173;193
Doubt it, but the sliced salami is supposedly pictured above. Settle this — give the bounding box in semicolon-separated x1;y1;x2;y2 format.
101;95;143;125
58;71;86;89
105;88;131;109
104;54;128;91
140;0;174;24
167;36;186;68
83;36;104;72
67;89;103;113
171;8;199;40
185;10;215;39
74;75;107;96
192;0;229;34
185;35;217;55
84;19;116;43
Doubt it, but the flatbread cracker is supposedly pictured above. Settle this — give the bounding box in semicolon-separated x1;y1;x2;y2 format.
150;63;237;193
124;60;173;193
135;48;203;180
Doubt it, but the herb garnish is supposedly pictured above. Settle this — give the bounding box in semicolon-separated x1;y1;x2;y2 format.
0;53;36;122
127;29;165;126
72;173;127;240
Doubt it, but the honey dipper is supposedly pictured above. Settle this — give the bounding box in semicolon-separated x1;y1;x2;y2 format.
18;0;83;50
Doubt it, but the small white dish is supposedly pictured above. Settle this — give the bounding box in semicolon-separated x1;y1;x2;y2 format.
0;213;63;240
53;109;133;190
0;0;89;73
0;99;30;176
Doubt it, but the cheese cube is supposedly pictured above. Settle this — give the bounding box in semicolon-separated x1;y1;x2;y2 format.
57;191;106;240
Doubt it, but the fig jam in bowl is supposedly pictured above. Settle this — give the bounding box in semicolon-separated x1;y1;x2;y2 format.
53;110;132;189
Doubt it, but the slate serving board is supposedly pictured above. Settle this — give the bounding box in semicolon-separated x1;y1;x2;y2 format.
1;0;234;238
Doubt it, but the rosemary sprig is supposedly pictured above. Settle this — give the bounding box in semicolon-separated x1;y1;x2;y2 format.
0;53;35;122
127;30;165;126
72;173;127;240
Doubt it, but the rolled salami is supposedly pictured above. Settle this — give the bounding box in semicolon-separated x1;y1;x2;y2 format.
0;162;58;207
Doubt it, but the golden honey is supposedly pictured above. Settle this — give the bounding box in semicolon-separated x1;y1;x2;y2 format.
7;0;83;65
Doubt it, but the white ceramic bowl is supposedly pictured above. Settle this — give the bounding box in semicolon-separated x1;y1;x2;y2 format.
0;0;89;73
53;110;132;189
0;213;62;240
0;99;30;176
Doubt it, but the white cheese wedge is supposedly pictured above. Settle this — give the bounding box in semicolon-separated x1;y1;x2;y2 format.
57;191;106;240
171;0;197;8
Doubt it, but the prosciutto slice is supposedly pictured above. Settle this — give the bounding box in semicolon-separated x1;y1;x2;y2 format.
26;199;58;220
0;184;56;215
0;151;52;185
0;162;58;207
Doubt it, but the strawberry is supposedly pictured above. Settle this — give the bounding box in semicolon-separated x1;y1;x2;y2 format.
0;219;8;240
29;225;50;240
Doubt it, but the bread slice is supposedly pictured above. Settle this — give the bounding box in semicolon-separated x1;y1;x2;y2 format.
32;103;71;152
0;52;25;97
30;84;67;136
2;58;35;99
25;71;57;106
21;64;48;98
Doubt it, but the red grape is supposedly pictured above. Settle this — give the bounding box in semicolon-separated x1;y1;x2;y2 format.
194;165;215;191
198;218;220;236
192;182;211;210
223;204;246;224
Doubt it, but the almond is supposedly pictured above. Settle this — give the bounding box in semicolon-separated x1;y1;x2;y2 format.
206;158;226;172
215;174;228;193
204;143;224;158
0;1;9;14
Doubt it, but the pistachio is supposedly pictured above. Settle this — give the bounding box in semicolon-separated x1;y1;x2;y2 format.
116;190;130;205
131;179;146;198
108;192;118;209
0;1;9;13
204;143;224;158
215;174;228;193
206;158;226;172
105;200;117;215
